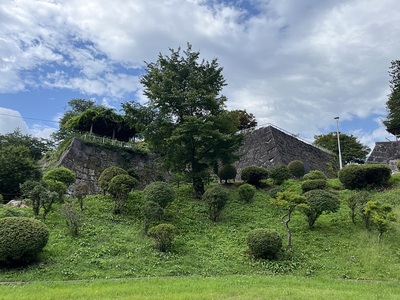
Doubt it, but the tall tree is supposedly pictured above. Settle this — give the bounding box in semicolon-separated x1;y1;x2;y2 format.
140;44;242;196
383;60;400;135
313;132;370;165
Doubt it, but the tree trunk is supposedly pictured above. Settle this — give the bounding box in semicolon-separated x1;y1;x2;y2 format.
193;177;205;198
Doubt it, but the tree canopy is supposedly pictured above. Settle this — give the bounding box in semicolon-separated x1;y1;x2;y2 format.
313;132;370;165
230;109;257;130
139;44;243;196
383;60;400;135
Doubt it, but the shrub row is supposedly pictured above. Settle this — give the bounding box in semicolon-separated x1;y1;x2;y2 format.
338;164;391;190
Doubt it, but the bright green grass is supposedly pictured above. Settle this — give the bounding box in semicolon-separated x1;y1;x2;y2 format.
1;275;400;300
0;180;399;284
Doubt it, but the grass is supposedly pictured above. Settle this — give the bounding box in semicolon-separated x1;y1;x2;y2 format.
1;275;400;300
0;178;399;297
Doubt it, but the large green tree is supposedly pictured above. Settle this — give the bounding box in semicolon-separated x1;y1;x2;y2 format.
383;60;400;135
313;132;370;165
139;44;243;196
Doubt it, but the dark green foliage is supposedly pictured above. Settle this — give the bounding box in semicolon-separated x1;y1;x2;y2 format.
98;166;128;193
0;145;41;200
303;170;327;181
288;160;305;179
20;180;58;219
218;164;237;183
301;179;327;192
269;165;291;185
347;191;371;224
44;179;67;202
247;229;282;259
0;217;49;265
397;160;400;170
139;44;243;197
302;190;340;228
338;164;391;190
230;109;257;130
73;182;90;211
313;132;370;164
148;223;177;252
43;167;76;187
108;174;138;214
240;166;269;187
143;182;175;209
238;183;256;202
141;201;165;233
383;60;400;135
203;185;229;221
60;202;82;237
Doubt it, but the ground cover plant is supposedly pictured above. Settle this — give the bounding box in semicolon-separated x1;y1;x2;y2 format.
0;175;399;298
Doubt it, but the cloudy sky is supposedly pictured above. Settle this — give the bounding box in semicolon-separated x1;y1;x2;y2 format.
1;0;399;150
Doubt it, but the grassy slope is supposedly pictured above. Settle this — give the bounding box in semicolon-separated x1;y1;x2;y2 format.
0;178;399;286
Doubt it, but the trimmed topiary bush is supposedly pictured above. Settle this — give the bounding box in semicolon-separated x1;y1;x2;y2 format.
302;190;340;227
98;166;128;193
0;217;49;265
269;165;291;185
218;164;237;183
303;170;327;181
144;181;175;209
247;229;282;259
204;185;229;221
288;160;305;179
108;174;138;214
240;166;269;187
338;164;391;190
141;200;165;233
238;183;256;202
301;179;327;192
148;223;177;252
43;167;76;187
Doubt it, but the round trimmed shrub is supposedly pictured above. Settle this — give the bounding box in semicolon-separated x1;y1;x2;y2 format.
269;165;291;185
240;166;269;187
301;179;327;192
288;160;305;179
238;183;256;202
108;174;138;214
303;170;327;181
44;179;67;202
43;167;76;187
203;185;229;221
148;223;177;252
303;189;340;227
247;229;282;259
98;166;128;193
144;181;175;209
218;164;237;183
0;217;49;265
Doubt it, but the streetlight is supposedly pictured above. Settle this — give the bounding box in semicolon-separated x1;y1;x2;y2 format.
334;117;343;169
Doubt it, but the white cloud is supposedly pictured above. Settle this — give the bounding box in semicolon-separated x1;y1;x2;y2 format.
1;0;400;147
0;107;29;134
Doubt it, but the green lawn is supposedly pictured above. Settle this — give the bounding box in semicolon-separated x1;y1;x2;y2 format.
1;275;399;300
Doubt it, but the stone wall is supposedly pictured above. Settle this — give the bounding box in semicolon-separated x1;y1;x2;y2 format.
235;126;334;176
367;141;400;171
54;138;162;194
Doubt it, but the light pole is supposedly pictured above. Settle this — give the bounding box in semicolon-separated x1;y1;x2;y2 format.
334;117;343;169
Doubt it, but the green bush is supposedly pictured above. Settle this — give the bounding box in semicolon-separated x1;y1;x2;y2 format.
240;166;269;187
347;191;371;224
0;217;49;265
338;164;391;190
98;166;128;193
141;201;165;233
43;167;76;187
288;160;305;179
60;202;82;237
73;182;90;211
144;181;175;209
218;164;237;183
44;179;67;202
108;174;138;214
301;179;327;192
302;190;340;227
269;165;291;185
238;183;256;202
247;229;282;259
203;185;229;221
303;170;327;181
148;223;177;252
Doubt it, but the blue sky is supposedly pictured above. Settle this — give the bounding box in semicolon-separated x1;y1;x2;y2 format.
1;0;400;150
